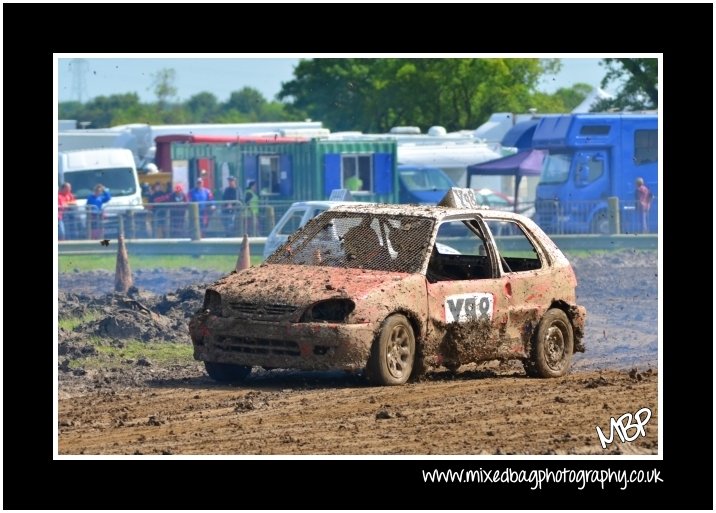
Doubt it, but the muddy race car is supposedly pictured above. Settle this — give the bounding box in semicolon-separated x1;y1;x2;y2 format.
190;188;586;386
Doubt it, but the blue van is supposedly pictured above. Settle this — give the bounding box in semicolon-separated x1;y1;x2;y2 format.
397;165;455;204
534;113;657;234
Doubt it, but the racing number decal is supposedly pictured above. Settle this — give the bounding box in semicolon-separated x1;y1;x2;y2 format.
445;293;494;323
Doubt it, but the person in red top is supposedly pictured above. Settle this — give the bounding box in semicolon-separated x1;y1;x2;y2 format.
154;184;189;237
634;177;653;233
59;182;77;239
58;191;67;240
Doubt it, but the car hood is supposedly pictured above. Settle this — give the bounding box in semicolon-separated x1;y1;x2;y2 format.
209;264;413;308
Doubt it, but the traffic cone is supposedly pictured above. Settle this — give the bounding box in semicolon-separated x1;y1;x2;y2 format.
236;233;251;272
114;235;134;293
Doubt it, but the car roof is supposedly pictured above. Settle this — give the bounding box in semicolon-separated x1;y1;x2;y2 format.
288;200;374;209
328;202;530;223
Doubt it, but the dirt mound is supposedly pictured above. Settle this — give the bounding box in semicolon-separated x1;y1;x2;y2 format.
58;285;206;347
58;267;225;297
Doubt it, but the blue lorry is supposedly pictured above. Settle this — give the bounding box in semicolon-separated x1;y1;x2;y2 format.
533;113;657;234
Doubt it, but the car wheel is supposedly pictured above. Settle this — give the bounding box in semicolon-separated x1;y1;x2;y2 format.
204;361;251;382
592;211;610;235
366;314;415;386
528;308;573;378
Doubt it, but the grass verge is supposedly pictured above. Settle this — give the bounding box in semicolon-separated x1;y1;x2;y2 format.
68;338;194;370
59;311;102;330
59;254;263;273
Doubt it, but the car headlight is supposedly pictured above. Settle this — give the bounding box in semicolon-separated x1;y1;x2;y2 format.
300;299;355;322
203;290;222;312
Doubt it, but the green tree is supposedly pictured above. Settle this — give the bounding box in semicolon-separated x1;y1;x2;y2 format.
58;101;83;122
224;87;266;116
593;58;657;111
186;92;219;122
73;93;143;127
279;58;562;132
150;68;178;108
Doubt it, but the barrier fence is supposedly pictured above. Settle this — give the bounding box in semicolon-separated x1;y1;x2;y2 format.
59;201;296;241
58;198;656;241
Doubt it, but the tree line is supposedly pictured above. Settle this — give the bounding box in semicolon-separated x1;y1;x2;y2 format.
59;58;657;132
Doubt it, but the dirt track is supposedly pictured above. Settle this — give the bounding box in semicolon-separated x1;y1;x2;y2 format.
58;367;657;455
57;250;659;455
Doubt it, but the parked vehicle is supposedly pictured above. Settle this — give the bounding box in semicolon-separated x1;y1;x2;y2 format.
474;188;535;219
533;113;657;234
191;188;586;386
263;199;362;259
58;148;144;235
397;165;455;204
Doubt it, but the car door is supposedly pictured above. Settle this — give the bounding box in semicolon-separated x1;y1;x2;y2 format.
482;216;554;355
424;217;513;368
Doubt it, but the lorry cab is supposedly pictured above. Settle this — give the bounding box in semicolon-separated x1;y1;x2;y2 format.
397;165;455;204
534;114;657;234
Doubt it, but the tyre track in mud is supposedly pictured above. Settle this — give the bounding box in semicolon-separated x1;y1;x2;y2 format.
58;368;657;455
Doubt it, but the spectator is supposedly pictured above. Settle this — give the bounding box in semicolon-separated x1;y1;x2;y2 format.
244;179;259;236
59;182;77;239
189;177;215;235
86;184;111;239
58;191;67;240
221;176;241;236
634;177;653;233
148;182;169;238
163;184;189;237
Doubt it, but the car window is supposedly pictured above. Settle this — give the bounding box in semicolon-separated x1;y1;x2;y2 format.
267;212;434;273
484;219;542;273
277;208;307;235
428;219;494;282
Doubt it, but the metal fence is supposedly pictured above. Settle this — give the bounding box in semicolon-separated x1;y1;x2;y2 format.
533;199;655;235
59;201;297;241
58;198;655;241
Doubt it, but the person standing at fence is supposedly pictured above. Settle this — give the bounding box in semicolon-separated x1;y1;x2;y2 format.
634;177;653;233
58;190;67;240
221;176;241;237
164;184;189;237
189;177;215;236
59;182;77;239
86;184;111;239
244;179;259;236
148;182;168;238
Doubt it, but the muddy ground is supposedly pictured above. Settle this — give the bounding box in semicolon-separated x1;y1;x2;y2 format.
57;250;658;455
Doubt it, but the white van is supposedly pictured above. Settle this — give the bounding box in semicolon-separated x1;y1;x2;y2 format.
58;148;144;225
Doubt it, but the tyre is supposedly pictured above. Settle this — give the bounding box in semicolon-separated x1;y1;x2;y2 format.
204;361;251;382
527;308;573;378
365;314;415;386
592;211;609;235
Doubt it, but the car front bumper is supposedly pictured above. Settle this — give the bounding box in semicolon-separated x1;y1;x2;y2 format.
189;311;376;371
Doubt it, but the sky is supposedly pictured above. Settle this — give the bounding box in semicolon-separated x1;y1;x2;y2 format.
57;56;611;105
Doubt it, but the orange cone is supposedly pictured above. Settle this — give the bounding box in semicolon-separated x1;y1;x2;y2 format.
236;233;251;272
114;235;134;293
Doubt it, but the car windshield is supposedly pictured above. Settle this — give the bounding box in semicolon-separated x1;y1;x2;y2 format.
266;211;435;273
66;167;137;198
538;152;572;185
399;168;453;191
